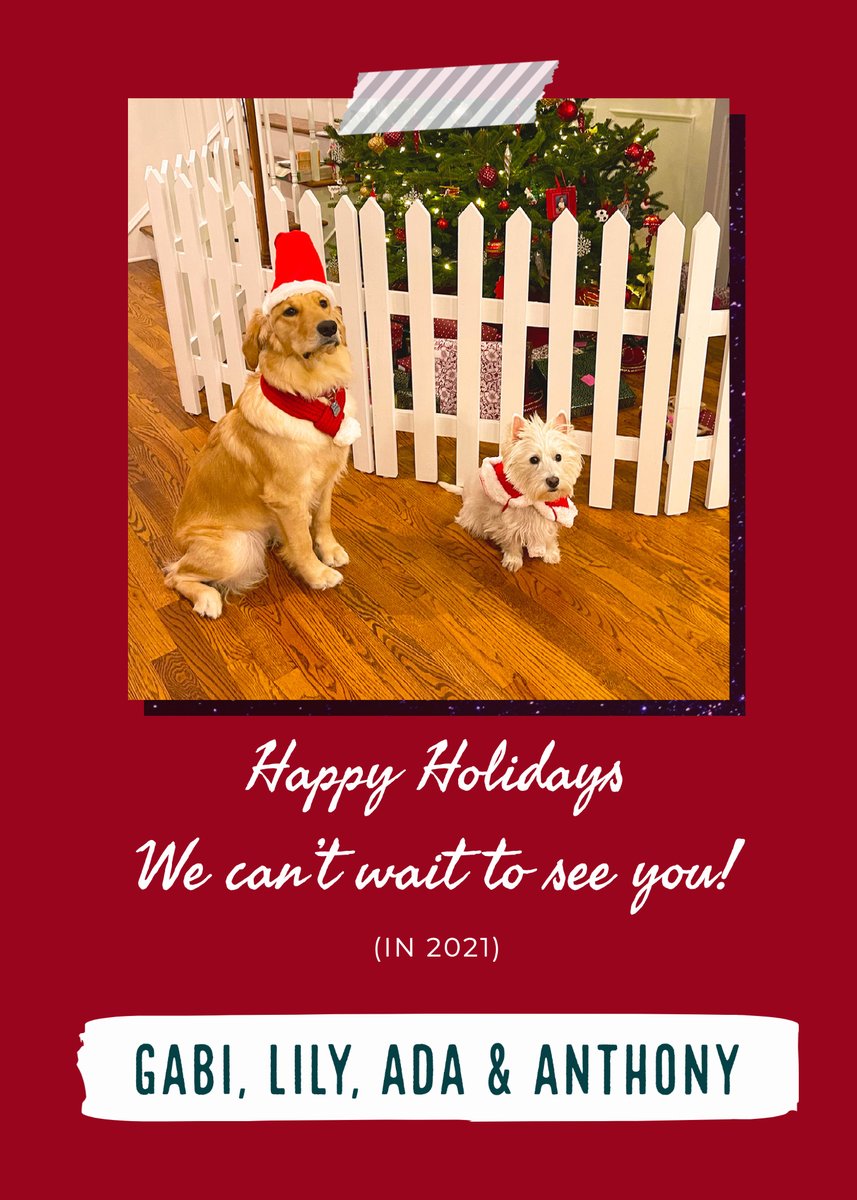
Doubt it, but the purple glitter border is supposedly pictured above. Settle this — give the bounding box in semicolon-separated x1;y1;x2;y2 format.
145;114;746;719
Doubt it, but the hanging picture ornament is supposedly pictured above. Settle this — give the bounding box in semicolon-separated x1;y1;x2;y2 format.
624;142;644;162
383;131;404;147
368;134;386;155
577;235;592;258
486;238;504;257
557;100;578;121
498;198;510;212
478;163;499;188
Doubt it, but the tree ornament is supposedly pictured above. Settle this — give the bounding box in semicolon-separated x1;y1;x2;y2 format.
644;213;664;249
329;141;345;164
441;185;460;198
382;192;393;203
403;188;423;207
638;149;655;171
504;143;512;175
383;131;404;147
477;163;498;189
577;112;586;132
524;187;537;206
595;208;609;223
432;245;441;257
413;131;421;150
368;134;386;156
577;235;592;258
498;198;510;212
486;238;504;258
394;228;406;243
359;185;370;196
437;216;449;230
624;142;644;162
557;100;578;121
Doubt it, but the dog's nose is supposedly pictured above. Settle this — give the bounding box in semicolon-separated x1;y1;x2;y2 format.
546;475;560;490
317;320;338;337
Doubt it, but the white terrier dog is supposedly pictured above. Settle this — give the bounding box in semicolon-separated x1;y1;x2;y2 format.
442;412;584;572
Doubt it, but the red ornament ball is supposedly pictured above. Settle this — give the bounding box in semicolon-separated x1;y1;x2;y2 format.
437;217;449;230
394;227;406;243
557;100;578;121
498;198;509;212
624;143;644;162
478;163;498;189
383;131;404;147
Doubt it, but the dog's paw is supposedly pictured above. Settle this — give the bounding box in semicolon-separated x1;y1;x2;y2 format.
315;542;350;568
528;543;547;559
542;545;561;564
307;566;344;590
502;552;524;573
334;417;362;447
193;589;223;618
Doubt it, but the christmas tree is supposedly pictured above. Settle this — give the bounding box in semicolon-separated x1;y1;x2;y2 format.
326;99;667;303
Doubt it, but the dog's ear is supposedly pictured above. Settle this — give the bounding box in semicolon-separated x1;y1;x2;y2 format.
549;411;570;435
334;305;347;347
242;309;270;370
511;414;528;440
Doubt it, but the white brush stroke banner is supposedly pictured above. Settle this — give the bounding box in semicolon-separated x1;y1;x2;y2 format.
337;62;559;134
79;1014;797;1122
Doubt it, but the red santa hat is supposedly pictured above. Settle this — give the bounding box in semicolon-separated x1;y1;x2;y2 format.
262;230;336;315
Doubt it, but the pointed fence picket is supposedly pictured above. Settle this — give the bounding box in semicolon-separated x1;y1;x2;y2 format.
499;208;532;436
589;212;631;510
406;202;438;482
634;212;685;515
146;147;729;517
359;199;398;477
455;204;485;483
665;212;721;515
546;210;578;425
334;196;374;473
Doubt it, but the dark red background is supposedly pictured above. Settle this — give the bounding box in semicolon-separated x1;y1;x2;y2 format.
10;22;848;1197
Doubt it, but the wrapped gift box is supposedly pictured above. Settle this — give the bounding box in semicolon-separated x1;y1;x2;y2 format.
435;337;530;419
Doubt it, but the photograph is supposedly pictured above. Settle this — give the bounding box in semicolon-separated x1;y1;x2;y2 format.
129;97;734;708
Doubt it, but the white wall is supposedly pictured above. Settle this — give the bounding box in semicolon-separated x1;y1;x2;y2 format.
128;99;221;260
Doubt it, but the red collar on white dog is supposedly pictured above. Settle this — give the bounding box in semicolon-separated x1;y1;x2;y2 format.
260;377;346;438
479;457;578;527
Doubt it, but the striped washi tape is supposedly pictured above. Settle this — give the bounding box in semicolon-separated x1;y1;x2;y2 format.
337;62;559;135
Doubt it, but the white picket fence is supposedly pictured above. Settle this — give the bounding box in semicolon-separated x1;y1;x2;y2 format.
145;155;729;516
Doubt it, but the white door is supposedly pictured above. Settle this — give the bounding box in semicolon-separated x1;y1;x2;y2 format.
585;98;728;277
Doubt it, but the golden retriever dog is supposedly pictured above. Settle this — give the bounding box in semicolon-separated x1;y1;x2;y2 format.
165;234;361;618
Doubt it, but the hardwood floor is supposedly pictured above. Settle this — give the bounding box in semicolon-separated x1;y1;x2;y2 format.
128;261;730;702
